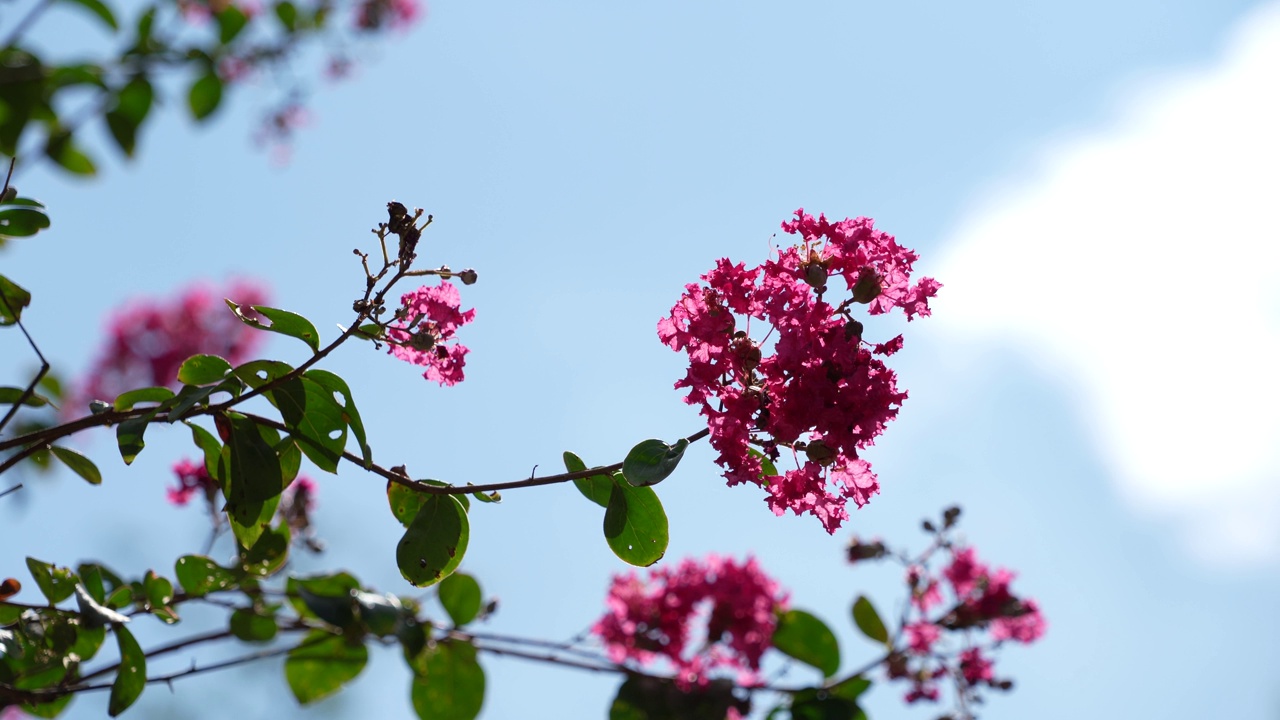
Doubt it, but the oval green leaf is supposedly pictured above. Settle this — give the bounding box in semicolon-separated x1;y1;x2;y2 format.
177;354;232;386
174;555;237;597
563;450;612;508
26;558;78;603
396;495;469;587
0;386;48;406
284;630;368;704
188;72;223;120
112;386;173;410
621;438;689;487
0;274;32;326
230;607;278;642
851;595;889;645
772;608;841;678
438;572;481;626
603;479;668;567
107;625;145;716
409;640;485;720
50;446;101;485
0;208;51;237
226;301;321;353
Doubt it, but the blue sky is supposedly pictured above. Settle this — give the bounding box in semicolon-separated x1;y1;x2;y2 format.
3;0;1279;718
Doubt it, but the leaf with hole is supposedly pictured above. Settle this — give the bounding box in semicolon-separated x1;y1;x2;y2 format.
396;495;468;587
26;558;78;603
226;301;320;352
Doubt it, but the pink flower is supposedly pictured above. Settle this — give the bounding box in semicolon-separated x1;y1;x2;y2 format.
167;458;218;506
71;280;268;416
592;556;788;689
906;565;943;612
991;599;1046;643
958;647;995;685
386;281;475;386
943;547;987;598
905;621;941;654
658;211;938;533
354;0;421;30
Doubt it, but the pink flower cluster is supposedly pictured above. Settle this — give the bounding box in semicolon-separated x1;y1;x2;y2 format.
657;210;940;533
72;281;268;416
593;556;788;689
891;546;1046;704
385;281;474;386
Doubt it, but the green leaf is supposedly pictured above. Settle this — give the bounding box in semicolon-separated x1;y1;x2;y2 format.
603;478;668;567
621;438;689;487
305;369;372;467
788;686;865;720
396;495;469;587
239;522;290;577
268;376;345;473
0;207;51;237
437;572;481;626
112;386;173;410
748;447;779;479
409;640;485;720
772;609;841;678
230;607;278;642
25;558;77;603
0;386;48;406
609;675;743;720
215;5;249;43
284;630;368;704
851;596;889;646
0;274;31;325
45;132;97;176
60;0;118;30
224;417;285;548
388;480;468;524
143;571;174;611
105;76;153;157
177;354;232;385
50;446;101;485
187;72;223;121
115;409;157;465
174;555;237;597
166;383;218;420
274;0;297;30
107;625;145;716
225;414;284;503
226;301;320;352
288;573;359;628
187;421;223;480
77;563;106;603
352;590;405;637
563;451;612;508
827;675;872;703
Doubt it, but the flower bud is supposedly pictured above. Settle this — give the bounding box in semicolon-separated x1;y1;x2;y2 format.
804;439;837;466
803;263;828;291
458;269;478;285
851;268;882;304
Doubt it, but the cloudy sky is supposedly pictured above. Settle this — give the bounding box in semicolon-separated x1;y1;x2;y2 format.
3;1;1278;718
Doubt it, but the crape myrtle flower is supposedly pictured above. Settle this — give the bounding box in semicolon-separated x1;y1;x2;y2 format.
385;281;475;386
354;0;420;31
167;458;219;507
593;555;788;690
71;280;268;417
658;209;940;533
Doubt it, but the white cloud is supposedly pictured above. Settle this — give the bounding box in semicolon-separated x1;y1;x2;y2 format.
934;2;1280;565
